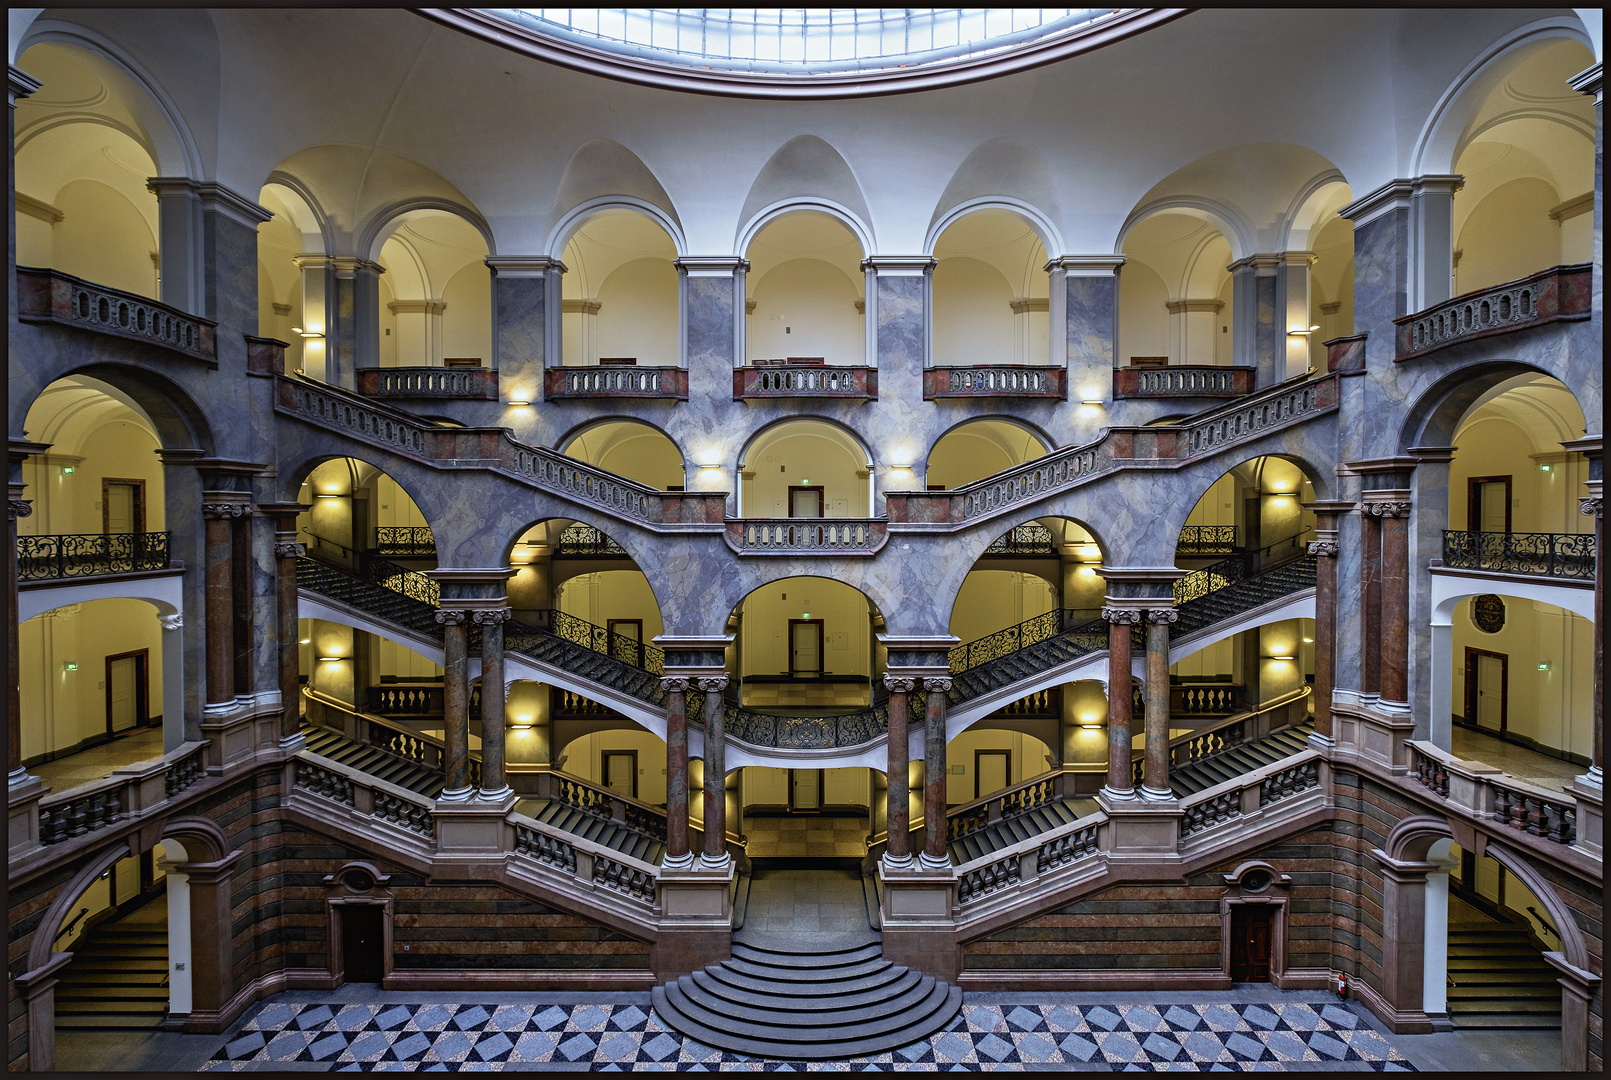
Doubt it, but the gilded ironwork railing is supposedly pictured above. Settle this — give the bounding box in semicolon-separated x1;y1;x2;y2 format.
17;532;171;581
948;609;1064;673
373;526;436;557
545;610;665;674
982;523;1056;555
1176;525;1238;555
556;524;628;557
1173;554;1245;605
1442;530;1595;581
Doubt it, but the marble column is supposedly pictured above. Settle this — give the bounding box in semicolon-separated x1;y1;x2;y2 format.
864;255;935;377
289;254;335;381
1582;490;1603;780
265;504;306;744
1049;256;1123;380
201;499;249;705
1371;500;1413;706
920;677;952;869
436;609;471;800
8;481;32;782
1305;505;1347;741
883;676;915;868
1408;176;1464;310
486;256;563;404
1360;510;1383;698
676;257;746;377
1229;255;1280;389
697;675;730;868
474;608;512;798
662;677;692;867
334;258;384;390
1102;607;1140;798
146;178;206;316
1141;609;1178;799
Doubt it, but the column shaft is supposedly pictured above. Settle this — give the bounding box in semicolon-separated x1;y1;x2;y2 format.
203;512;235;705
922;677;951;864
1380;511;1410;704
438;612;470;796
1586;494;1603;774
1143;613;1175;797
698;677;728;861
477;611;510;795
8;495;28;776
663;680;690;862
1311;536;1340;739
1361;512;1383;697
884;679;913;861
1105;610;1137;796
274;535;301;741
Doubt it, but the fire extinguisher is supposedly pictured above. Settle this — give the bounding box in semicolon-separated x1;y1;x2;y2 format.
1337;973;1349;1000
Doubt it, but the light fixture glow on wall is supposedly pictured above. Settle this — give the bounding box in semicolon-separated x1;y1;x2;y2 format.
299;638;311;645
1269;654;1296;662
1302;637;1314;643
508;396;531;407
1537;662;1551;671
1288;325;1320;336
318;655;345;663
61;662;78;672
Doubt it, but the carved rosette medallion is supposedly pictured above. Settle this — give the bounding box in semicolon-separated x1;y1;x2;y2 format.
1472;594;1506;634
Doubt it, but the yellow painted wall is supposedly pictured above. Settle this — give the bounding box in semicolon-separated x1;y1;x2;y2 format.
949;570;1056;644
933;256;1018;366
557;571;664;640
739;579;872;679
747;259;864;365
1450;598;1594;760
742;430;868;517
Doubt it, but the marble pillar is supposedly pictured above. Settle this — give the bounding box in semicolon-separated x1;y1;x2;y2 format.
883;676;915;868
1340;185;1411;373
1141;609;1177;799
1229;255;1280;389
7;479;31;781
920;677;951;870
1408;176;1464;311
436;609;471;799
1361;511;1383;698
1102;607;1140;798
331;258;383;391
201;499;248;705
1053;256;1122;388
290;254;335;380
265;504;306;744
1582;489;1603;779
1371;500;1413;706
1305;503;1349;741
697;675;730;869
486;256;562;405
677;257;745;380
662;677;692;867
147;178;206;316
1278;252;1316;379
474;608;512;798
866;255;933;376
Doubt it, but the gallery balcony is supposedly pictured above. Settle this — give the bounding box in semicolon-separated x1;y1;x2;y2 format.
733;362;877;402
357;365;498;401
1112;364;1254;399
922;365;1064;400
15;266;216;364
544;363;688;401
1394;263;1592;361
1441;530;1596;582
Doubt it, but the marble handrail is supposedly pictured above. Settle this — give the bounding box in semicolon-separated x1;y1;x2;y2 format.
953;808;1108;913
923;365;1065;399
36;740;208;846
509;809;660;906
724;518;888;555
358;366;498;400
291;750;437;841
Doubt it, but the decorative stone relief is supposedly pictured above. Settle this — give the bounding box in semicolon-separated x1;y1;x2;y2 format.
1308;540;1340;556
158;613;184;632
1472;594;1505;634
922;676;953;693
273;541;306;559
1580;496;1602;519
882;676;917;693
1101;606;1142;625
433;609;468;626
1362;501;1412;518
9;499;32;520
202;502;252;519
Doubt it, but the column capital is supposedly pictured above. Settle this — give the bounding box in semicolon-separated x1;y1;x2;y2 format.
1580;496;1603;519
921;676;952;693
1143;609;1179;624
861;255;936;275
9;438;51;465
272;541;305;559
1101;606;1142;625
201;494;253;519
694;675;730;693
159;613;184;632
673;256;749;275
1406;445;1458;465
485;255;566;276
1308;539;1341;556
660;677;691;693
8;498;31;522
1569;62;1602;100
1362;497;1413;519
471;607;512;625
1045;254;1125;276
433;609;468;626
883;676;918;693
295;254;386;277
1226;253;1284;276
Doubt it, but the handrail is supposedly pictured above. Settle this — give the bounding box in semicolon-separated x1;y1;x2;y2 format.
16;531;171;581
1442;529;1595;581
1167;685;1311;751
549;766;669;824
53;908;90;944
944;767;1062;823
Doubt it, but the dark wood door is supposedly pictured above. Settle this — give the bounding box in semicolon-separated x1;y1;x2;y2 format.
789;486;824;518
1229;905;1273;982
340;905;384;983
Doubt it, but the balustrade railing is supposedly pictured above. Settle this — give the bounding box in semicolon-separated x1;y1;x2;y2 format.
17;532;171;581
952;446;1105;522
1180;373;1338;458
1176;525;1239;556
357;366;498;400
1172;683;1245;715
504;444;662;523
1181;790;1241;837
546;366;688;399
982;523;1057;555
1493;784;1577;845
36;741;207;846
1113;365;1254;399
1409;743;1450;798
16;266;216;361
1172;554;1246;605
734;365;877;399
1176;749;1322;841
1402;739;1582;849
946;772;1059;843
1442;530;1595;581
292;752;438;839
373;526;436;558
510;811;659;907
727;518;887;555
544;610;666;674
1395;263;1592;361
725;694;921;751
924;365;1065;399
995;687;1060;718
954;809;1106;911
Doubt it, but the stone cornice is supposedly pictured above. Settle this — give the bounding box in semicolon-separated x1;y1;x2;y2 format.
485;256;565;276
1338;176;1464;227
8;64;42;104
387;299;447;315
14;192;63;223
1046;255;1125;276
1405;445;1457;464
1225;253;1282;276
673;257;749;276
861;255;936;275
1568;62;1602;101
1165;298;1223;314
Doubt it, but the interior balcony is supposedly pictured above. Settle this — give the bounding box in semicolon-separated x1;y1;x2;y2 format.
732;360;877;402
357;362;498;401
15;266;217;364
1394;263;1592;362
1112;358;1255;400
921;364;1065;400
545;360;689;401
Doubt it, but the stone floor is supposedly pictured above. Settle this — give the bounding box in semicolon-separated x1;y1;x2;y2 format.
736;865;871;936
741;682;869;709
28;725;166;795
1449;726;1585;794
741;812;869;859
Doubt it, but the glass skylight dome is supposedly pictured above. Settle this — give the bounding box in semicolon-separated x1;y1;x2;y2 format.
491;9;1124;76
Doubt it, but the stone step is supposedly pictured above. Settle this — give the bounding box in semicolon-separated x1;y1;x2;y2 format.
702;960;911;1000
689;966;924;1013
678;970;936;1025
56;985;168;1001
1447;984;1559;1000
729;941;885;969
721;954;892;984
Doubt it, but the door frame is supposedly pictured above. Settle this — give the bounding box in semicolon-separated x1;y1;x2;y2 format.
1463;646;1509;735
788;485;825;518
607;618;644;667
1228;903;1276;983
101;477;146;534
788;768;822;813
975;749;1011;800
788;618;825;676
328;897;392;986
602;749;639;800
1466;475;1512;533
104;648;150;736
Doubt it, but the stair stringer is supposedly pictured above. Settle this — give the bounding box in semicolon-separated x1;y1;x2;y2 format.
282;776;664;948
950;781;1333;949
945;589;1315;738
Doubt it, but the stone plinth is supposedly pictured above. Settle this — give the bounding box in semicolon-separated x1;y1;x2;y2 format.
878;861;960;980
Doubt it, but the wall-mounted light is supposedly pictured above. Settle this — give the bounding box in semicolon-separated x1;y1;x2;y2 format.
60;466;74;475
1287;325;1320;336
698;460;723;473
298;638;311;645
1269;654;1296;662
508;396;532;408
61;662;78;673
1080;396;1104;406
509;716;534;730
291;326;324;338
315;493;342;499
1302;637;1314;644
318;655;345;663
1078;715;1105;729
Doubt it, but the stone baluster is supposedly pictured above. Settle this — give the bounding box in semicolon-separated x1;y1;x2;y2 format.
883;676;916;869
474;608;513;798
1102;607;1141;799
696;675;730;869
1141;609;1178;799
201;497;250;705
662;677;692;868
435;609;471;800
920;677;952;870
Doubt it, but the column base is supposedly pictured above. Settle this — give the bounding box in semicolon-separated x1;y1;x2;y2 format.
477;785;515;802
918;851;951;873
1099;785;1138;803
660;851;696;871
698;851;733;874
880;851;915;875
438;785;475;803
278;732;307;752
1140;785;1176;802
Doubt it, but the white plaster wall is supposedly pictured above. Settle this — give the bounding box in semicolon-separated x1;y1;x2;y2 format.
747;259;864;365
946;728;1052;804
742;430;867;517
1118;261;1170;363
595;258;678;365
558;729;669;804
932;256;1016;367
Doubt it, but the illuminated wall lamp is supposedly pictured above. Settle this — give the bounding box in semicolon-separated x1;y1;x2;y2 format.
1537;662;1551;672
298;638;311;645
318;656;345;663
1080;396;1104;406
1268;654;1296;662
698;461;723;472
1287;325;1320;336
507;396;532;407
290;326;324;338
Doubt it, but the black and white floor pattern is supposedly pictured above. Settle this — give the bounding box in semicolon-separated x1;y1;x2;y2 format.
201;999;1417;1071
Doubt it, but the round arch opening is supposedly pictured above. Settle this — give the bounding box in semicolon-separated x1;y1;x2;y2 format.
744;210;867;368
737;419;873;517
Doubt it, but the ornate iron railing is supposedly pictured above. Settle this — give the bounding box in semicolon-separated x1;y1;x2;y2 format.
555;524;628;557
982;523;1057;555
545;366;688;399
1442;530;1595;581
948;609;1064;673
726;518;887;555
1113;365;1254;399
544;610;665;674
734;365;876;399
1395;263;1592;361
17;532;171;581
1172;554;1244;605
924;366;1065;399
373;526;436;558
1176;525;1239;555
16;266;216;361
357;366;498;400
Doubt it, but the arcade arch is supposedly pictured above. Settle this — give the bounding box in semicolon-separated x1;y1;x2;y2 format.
924;418;1049;491
744;210;867;367
561;419;685;490
930;208;1050;368
559;208;679;368
737;419;873;517
294;457;435;569
375;210;493;369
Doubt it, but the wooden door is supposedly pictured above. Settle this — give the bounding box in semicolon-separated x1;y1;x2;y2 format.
789;486;824;518
789;769;822;812
975;750;1010;800
105;649;149;735
1465;648;1508;734
102;479;145;534
789;619;823;676
1467;476;1512;533
340;905;384;983
603;751;638;799
1229;905;1273;982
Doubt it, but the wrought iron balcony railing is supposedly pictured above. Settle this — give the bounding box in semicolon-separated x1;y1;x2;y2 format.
1395;263;1592;361
373;526;436;557
1177;525;1239;555
555;524;628;557
1442;530;1595;581
981;523;1057;555
17;532;172;582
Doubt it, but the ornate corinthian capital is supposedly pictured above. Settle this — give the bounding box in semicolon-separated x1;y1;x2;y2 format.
273;541;305;559
471;607;512;625
660;677;690;694
1144;609;1179;624
1363;500;1412;518
202;502;251;519
433;609;468;626
922;676;953;693
695;676;729;693
1308;540;1340;556
1101;606;1141;625
882;676;917;693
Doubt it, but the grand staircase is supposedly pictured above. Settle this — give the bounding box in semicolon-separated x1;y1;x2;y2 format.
948;797;1100;865
515;797;666;865
1168;718;1316;796
1446;902;1564;1030
54;893;169;1032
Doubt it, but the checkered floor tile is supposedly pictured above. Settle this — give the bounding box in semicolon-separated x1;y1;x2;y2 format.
200;1000;1418;1071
